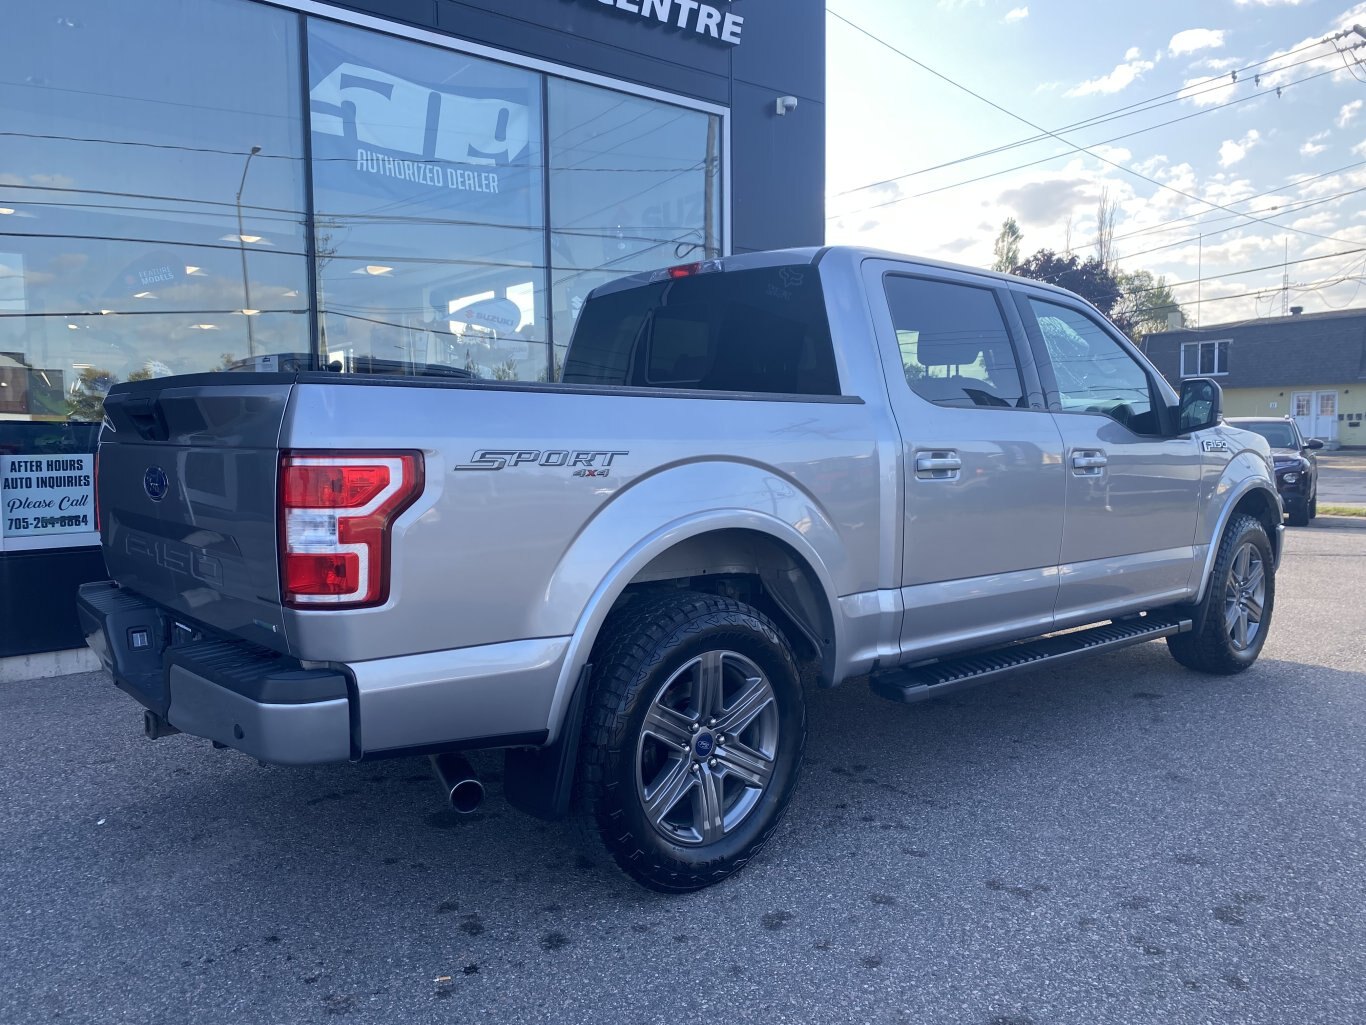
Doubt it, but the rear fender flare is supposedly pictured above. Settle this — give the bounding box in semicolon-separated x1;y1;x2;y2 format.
538;466;845;744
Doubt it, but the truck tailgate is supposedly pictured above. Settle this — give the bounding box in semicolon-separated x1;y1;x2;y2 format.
99;377;293;652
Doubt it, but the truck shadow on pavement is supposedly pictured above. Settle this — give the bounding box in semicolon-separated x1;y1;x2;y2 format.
125;644;1361;912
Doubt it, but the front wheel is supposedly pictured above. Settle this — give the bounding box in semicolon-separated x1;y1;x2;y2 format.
576;592;805;892
1167;514;1275;675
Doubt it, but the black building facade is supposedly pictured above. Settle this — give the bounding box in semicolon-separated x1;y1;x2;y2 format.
0;0;826;661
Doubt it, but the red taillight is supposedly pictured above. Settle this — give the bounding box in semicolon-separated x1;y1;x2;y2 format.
279;451;424;609
668;262;702;279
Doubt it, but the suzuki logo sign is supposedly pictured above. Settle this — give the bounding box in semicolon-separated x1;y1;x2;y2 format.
589;0;744;46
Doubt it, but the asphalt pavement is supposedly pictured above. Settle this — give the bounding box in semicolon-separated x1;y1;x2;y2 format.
3;523;1364;1025
1316;450;1366;508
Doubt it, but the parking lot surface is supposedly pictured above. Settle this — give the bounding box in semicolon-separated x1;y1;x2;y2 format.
2;522;1364;1025
1317;450;1366;507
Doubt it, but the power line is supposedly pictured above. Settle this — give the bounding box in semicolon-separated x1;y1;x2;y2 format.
830;64;1342;224
1108;159;1366;244
1033;245;1366;298
1108;185;1366;267
826;10;1360;249
833;40;1345;198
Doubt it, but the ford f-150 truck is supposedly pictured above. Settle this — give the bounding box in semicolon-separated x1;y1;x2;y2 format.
78;246;1282;892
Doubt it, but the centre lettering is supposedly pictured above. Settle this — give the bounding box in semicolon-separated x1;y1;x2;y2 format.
592;0;744;46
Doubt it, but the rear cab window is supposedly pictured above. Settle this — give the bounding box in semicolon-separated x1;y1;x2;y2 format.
562;265;840;396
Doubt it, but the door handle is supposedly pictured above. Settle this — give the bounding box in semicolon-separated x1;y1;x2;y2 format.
915;451;961;480
1071;450;1107;476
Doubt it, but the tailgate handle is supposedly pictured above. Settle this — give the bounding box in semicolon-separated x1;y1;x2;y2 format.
121;395;170;441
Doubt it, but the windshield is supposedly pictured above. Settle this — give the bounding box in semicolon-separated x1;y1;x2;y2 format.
1240;422;1298;448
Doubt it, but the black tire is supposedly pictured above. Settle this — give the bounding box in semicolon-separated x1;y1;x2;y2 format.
1167;514;1275;675
1309;493;1318;520
576;591;806;892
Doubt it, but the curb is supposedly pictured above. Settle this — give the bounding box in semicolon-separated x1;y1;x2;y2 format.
0;647;103;684
1307;516;1366;531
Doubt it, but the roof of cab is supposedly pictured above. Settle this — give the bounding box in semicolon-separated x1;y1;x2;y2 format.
588;245;1085;304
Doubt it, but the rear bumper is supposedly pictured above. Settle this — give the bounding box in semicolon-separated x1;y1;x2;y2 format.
77;581;564;764
77;582;351;764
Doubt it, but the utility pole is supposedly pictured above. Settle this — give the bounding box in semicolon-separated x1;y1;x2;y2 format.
1281;238;1289;316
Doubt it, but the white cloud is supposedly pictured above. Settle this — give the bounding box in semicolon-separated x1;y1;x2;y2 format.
1168;29;1226;56
1195;56;1241;71
1338;99;1363;128
1125;46;1142;61
1066;58;1156;96
1219;129;1261;167
1301;131;1330;157
1004;6;1029;22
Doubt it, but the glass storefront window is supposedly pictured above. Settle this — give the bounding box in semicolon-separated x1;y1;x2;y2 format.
308;20;549;381
2;0;726;553
547;79;722;364
0;0;309;438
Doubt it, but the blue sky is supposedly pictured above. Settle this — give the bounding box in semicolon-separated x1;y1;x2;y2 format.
826;0;1366;324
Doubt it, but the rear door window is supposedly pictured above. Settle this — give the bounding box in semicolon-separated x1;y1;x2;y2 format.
882;275;1026;409
562;266;839;395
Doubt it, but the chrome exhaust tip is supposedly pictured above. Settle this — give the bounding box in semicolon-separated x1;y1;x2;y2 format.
430;752;484;814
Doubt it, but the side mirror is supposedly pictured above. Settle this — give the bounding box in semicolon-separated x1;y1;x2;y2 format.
1176;378;1222;434
1305;438;1325;450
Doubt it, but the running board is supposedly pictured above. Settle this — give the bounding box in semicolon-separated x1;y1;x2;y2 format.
869;614;1192;705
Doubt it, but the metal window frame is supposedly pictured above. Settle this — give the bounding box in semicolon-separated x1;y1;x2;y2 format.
272;0;731;259
279;0;730;378
1180;338;1231;378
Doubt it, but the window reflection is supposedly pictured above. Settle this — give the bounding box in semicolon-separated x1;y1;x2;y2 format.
0;0;309;425
308;21;549;380
549;80;722;356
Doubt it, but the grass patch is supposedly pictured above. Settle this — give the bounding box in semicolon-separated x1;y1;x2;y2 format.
1319;505;1366;517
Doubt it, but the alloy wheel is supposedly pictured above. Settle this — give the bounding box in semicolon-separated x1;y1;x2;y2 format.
635;649;780;846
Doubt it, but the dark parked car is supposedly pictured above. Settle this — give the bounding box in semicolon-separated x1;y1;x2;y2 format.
1228;416;1324;526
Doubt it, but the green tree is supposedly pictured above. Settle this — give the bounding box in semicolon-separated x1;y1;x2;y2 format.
1012;248;1122;316
992;217;1023;273
1111;269;1182;346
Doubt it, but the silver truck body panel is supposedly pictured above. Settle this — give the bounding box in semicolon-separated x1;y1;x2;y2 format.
348;637;569;754
89;245;1282;763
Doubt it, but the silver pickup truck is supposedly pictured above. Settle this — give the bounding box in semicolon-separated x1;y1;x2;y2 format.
78;246;1282;892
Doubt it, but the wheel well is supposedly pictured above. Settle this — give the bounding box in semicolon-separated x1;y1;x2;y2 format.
1231;487;1281;560
612;529;837;686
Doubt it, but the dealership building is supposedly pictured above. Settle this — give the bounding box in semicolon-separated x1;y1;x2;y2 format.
0;0;826;673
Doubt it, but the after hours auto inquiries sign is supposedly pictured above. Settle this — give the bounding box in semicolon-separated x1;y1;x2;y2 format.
1;454;95;539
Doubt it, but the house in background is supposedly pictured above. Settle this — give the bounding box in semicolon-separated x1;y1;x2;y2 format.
1144;307;1366;448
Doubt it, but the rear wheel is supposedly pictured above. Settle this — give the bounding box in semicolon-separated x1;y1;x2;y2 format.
1167;515;1275;675
576;592;805;892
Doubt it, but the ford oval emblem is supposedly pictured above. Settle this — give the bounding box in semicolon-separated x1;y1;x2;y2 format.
143;466;169;502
